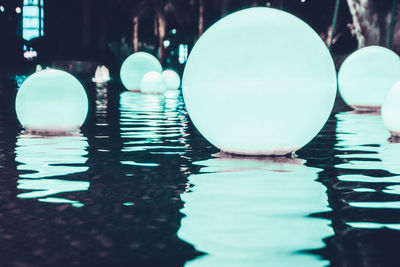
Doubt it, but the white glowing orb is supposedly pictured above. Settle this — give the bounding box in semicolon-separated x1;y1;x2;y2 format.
15;69;88;133
140;71;167;94
182;7;337;155
162;70;181;90
382;81;400;137
120;52;162;90
338;46;400;110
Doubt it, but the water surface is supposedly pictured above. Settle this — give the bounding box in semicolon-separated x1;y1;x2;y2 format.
0;77;399;266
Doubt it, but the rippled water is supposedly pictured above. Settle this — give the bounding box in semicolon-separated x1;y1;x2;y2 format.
0;77;399;266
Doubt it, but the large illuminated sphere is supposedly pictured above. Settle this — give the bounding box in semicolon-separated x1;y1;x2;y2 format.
140;71;167;94
120;52;162;90
162;70;181;90
182;7;337;155
15;69;88;133
338;46;400;110
382;81;400;137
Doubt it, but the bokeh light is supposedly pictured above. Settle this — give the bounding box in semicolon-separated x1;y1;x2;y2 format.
15;69;88;133
162;70;181;90
140;71;167;94
120;52;162;90
182;7;337;155
382;81;400;137
338;46;400;110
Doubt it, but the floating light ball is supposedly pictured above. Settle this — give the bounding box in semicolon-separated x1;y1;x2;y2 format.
162;70;181;90
382;81;400;137
15;69;88;133
182;7;337;155
120;52;162;90
338;46;400;110
140;71;167;94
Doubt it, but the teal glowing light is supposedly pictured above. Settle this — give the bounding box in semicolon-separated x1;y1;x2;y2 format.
15;69;88;133
178;157;333;266
162;70;181;90
140;71;167;94
22;0;44;41
120;52;162;90
338;46;400;110
382;81;400;137
182;7;337;155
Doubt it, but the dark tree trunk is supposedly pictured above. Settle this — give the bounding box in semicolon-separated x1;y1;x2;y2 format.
133;16;139;53
346;0;400;52
198;0;204;38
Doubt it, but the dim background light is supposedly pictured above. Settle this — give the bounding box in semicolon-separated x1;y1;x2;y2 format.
120;52;162;90
140;71;167;94
162;70;181;90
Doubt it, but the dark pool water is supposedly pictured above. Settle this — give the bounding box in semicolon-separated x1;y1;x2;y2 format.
1;76;400;267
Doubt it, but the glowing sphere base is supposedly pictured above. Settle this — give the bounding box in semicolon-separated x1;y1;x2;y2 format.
382;81;400;137
338;46;400;110
140;71;167;94
15;69;88;133
182;7;337;155
120;52;162;90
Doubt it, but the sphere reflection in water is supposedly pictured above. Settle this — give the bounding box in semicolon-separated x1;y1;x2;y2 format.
178;156;333;266
335;112;400;175
119;91;188;156
140;71;167;94
182;7;337;155
120;52;162;90
15;134;89;207
162;70;181;90
15;69;89;133
338;46;400;110
382;81;400;137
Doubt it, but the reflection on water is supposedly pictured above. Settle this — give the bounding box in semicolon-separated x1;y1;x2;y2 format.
178;156;333;267
119;91;189;165
335;112;400;230
15;133;89;207
4;72;400;265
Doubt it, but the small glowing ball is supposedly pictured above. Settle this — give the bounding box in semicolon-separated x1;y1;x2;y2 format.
15;69;88;133
338;46;400;110
382;81;400;137
182;7;337;155
162;70;181;90
140;71;167;94
120;52;162;90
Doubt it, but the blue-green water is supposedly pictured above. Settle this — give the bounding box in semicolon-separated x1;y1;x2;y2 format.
0;78;399;266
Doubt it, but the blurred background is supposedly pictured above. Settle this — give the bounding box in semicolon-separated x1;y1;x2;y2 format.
0;0;399;75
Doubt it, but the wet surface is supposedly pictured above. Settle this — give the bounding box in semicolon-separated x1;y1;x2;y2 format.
0;75;399;266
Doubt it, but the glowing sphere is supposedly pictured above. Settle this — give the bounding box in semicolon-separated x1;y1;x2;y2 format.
338;46;400;110
162;70;181;90
140;71;167;94
182;7;337;155
15;69;88;133
120;52;162;90
382;81;400;137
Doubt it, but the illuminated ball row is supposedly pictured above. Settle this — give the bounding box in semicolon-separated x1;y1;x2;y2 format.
120;52;181;94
